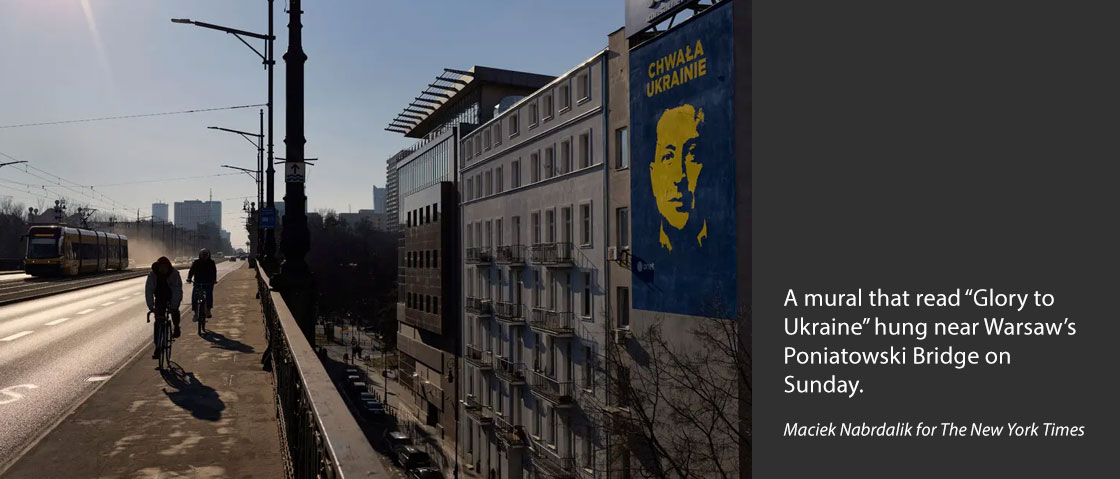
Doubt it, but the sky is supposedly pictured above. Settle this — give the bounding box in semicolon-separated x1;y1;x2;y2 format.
0;0;624;248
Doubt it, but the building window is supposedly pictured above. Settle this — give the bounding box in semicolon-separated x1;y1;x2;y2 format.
531;152;540;183
433;249;439;268
549;407;557;445
579;132;591;168
545;146;555;178
465;178;473;201
464;139;473;160
424;250;430;268
476;174;482;198
543;94;553;121
509;114;519;137
559;83;571;111
533;271;541;307
582;272;592;317
560;139;572;174
546;210;556;243
475;136;482;156
483;130;491;151
580;202;592;246
433;203;439;222
531;212;541;244
496;166;504;193
512;216;521;246
485;170;492;196
496;219;504;247
561;206;573;244
615;127;629;169
583;344;593;388
617;287;630;328
617;207;629;249
494;123;502;146
512;160;521;188
529;103;539;127
577;71;590;100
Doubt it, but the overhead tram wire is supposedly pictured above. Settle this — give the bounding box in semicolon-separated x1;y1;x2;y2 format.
91;172;242;188
0;104;268;129
0;151;133;214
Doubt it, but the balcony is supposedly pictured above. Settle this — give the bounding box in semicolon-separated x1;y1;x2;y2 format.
494;357;527;385
398;361;416;392
466;247;493;265
530;438;576;479
465;344;494;370
463;395;494;426
495;244;527;266
529;308;574;337
493;414;528;449
465;296;493;316
529;242;574;267
494;301;525;324
529;370;575;407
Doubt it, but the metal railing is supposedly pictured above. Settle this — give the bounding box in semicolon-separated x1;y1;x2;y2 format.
465;247;493;264
256;267;386;479
495;357;526;384
494;301;525;323
529;369;575;405
529;308;574;336
465;296;493;315
495;244;526;264
463;395;494;426
465;344;494;369
530;437;576;478
529;242;574;265
494;414;528;448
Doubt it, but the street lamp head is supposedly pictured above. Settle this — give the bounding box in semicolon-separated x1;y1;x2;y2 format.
171;18;192;24
207;126;219;130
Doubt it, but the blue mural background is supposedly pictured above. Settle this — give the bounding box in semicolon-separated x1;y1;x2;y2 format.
630;2;736;317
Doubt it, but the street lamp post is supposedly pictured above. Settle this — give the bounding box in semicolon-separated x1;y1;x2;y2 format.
171;0;276;261
210;121;264;258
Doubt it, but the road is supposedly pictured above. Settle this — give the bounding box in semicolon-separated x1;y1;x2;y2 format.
0;261;240;466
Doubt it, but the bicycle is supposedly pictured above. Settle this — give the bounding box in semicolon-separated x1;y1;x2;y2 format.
147;307;173;370
191;282;213;335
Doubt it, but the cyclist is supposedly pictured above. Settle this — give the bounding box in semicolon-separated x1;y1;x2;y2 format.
186;248;218;319
145;256;183;357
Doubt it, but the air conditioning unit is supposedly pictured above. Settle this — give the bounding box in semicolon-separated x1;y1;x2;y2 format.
607;246;618;261
611;328;631;344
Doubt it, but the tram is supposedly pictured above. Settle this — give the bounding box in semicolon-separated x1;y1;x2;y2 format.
24;225;129;277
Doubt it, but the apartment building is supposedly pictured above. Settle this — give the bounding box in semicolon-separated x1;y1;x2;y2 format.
387;66;554;472
458;51;611;479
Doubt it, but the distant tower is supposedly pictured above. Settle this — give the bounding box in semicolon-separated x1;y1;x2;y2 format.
372;185;387;213
152;202;169;223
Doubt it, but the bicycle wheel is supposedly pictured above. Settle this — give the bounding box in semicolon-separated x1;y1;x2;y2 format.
157;322;167;370
199;294;207;334
162;321;172;368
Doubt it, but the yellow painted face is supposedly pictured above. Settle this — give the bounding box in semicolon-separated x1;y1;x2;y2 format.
651;105;703;230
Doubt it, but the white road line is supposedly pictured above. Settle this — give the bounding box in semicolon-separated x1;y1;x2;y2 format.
118;296;130;300
1;331;34;342
76;309;96;315
101;301;116;306
86;376;112;382
45;317;72;326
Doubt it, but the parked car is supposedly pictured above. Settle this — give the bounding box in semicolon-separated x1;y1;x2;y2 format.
363;400;386;421
407;466;443;479
397;446;433;472
383;431;412;456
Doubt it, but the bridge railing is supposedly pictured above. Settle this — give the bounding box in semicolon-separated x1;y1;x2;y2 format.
257;267;386;479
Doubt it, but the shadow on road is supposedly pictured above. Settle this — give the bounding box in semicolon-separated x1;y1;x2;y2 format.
162;367;225;421
201;330;255;353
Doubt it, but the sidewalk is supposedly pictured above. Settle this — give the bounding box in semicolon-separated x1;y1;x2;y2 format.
3;265;285;479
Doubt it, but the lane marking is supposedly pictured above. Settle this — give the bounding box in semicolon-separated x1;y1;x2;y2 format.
0;331;34;342
76;309;96;315
0;384;39;404
87;376;112;382
44;317;72;326
100;301;116;306
118;296;130;301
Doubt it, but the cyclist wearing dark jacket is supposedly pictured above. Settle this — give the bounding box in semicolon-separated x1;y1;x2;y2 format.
145;256;182;357
187;248;218;318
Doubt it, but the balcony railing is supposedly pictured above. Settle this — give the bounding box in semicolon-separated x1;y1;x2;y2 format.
529;369;575;406
493;414;528;448
529;242;574;266
463;395;494;426
465;296;493;315
494;301;525;323
256;268;386;478
529;308;574;336
530;437;576;479
495;244;527;265
465;247;493;264
465;344;494;370
398;360;416;391
495;357;526;384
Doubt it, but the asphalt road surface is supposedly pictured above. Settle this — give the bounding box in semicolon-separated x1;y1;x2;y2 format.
0;261;240;465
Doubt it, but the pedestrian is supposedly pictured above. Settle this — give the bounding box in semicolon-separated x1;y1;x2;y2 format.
343;352;350;364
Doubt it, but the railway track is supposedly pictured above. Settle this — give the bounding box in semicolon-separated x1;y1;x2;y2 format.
0;264;189;306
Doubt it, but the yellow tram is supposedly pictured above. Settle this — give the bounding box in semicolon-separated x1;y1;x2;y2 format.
24;225;129;277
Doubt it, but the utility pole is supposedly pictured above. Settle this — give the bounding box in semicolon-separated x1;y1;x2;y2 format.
274;0;315;343
264;0;277;263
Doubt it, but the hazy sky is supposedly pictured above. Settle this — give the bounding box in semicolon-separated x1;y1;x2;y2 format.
0;0;623;247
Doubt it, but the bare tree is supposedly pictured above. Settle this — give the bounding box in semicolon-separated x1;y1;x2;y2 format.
595;301;751;479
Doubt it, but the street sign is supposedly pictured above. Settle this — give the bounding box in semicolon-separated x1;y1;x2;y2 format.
285;162;306;183
261;207;277;229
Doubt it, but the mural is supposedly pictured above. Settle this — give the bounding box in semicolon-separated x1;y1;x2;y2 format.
630;1;736;317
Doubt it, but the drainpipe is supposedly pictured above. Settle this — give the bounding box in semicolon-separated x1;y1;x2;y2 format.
599;50;613;479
